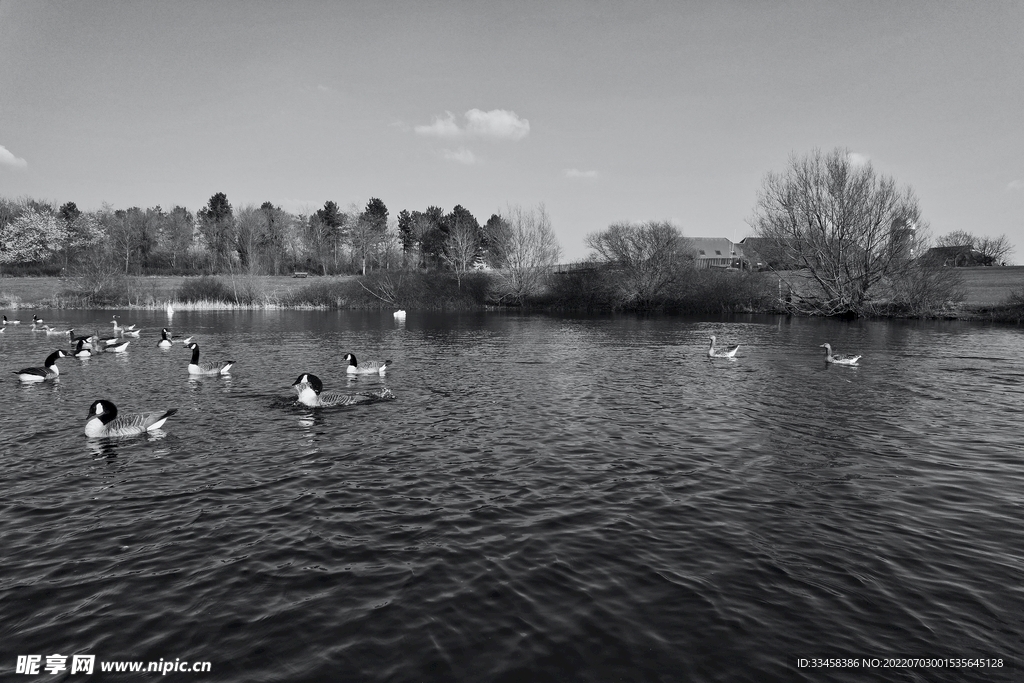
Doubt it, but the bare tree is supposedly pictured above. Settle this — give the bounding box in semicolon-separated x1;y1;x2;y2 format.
439;215;481;286
977;235;1014;265
937;230;1014;265
751;147;935;316
585;220;693;308
491;204;562;304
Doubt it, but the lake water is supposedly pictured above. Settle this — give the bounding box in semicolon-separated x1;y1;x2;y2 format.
1;310;1022;682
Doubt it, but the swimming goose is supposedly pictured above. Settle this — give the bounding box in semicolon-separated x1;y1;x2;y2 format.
292;373;395;408
72;339;92;358
3;315;20;325
708;335;740;358
820;343;862;365
185;342;234;375
33;315;44;325
42;324;70;337
104;339;131;353
85;400;178;438
16;350;68;382
112;318;138;334
157;328;173;348
68;329;92;345
343;352;391;375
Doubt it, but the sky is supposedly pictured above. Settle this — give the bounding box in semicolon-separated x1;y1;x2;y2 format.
1;0;1022;262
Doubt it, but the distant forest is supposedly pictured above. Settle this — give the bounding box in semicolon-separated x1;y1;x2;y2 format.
0;193;525;278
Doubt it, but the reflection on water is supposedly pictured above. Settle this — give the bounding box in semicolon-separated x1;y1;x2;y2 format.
1;309;1022;682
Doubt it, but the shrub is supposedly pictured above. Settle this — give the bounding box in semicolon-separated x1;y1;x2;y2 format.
284;270;491;309
176;276;234;303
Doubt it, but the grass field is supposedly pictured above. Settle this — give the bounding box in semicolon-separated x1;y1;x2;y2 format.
954;266;1024;306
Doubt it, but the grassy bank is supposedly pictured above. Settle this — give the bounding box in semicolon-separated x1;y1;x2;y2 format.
2;267;1023;318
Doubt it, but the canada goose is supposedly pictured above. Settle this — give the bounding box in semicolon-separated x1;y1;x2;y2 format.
3;315;19;325
72;339;92;358
708;335;740;358
16;350;68;382
343;352;391;375
68;329;91;345
185;342;234;375
820;343;862;366
85;400;178;438
157;328;173;348
104;339;131;353
292;373;394;407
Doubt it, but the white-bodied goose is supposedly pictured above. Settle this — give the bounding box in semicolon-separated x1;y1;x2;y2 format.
343;352;391;375
292;373;394;408
16;350;68;382
708;335;740;358
85;400;178;438
821;343;862;365
185;342;234;375
104;339;131;353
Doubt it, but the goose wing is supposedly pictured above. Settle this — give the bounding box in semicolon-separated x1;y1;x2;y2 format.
107;409;178;435
316;388;393;407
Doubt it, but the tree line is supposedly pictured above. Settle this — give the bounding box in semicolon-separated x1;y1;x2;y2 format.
3;146;1010;317
0;194;562;299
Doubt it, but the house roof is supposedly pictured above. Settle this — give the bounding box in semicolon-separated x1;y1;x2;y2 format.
689;238;738;258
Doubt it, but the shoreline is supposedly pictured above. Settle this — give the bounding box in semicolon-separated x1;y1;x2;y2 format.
2;271;1023;322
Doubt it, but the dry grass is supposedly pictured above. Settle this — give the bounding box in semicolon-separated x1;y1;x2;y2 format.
0;274;352;308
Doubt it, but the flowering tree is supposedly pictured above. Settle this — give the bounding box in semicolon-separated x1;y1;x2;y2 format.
0;207;67;268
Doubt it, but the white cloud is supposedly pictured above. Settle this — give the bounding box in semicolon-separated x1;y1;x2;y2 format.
441;148;477;165
563;168;598;179
847;152;870;167
415;109;529;141
1007;179;1024;191
0;145;27;169
415;112;462;138
463;109;530;140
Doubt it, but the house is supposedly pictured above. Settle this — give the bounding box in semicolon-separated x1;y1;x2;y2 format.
690;238;747;269
921;245;993;267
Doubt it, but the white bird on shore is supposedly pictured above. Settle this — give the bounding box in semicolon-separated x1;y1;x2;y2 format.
708;335;740;358
820;343;861;366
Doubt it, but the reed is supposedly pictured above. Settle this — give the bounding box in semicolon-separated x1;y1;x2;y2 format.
0;291;23;308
